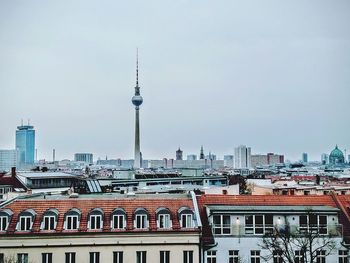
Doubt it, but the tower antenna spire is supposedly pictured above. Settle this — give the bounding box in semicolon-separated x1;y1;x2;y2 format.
136;48;139;87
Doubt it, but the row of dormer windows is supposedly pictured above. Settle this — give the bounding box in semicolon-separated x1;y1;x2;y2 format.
0;207;195;232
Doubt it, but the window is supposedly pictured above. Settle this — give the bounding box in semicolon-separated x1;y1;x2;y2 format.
339;250;348;263
42;216;56;230
0;253;4;263
299;214;327;234
295;250;305;263
273;250;282;263
89;214;102;230
89;252;100;263
229;250;239;263
183;251;193;263
113;251;123;263
64;209;81;230
181;214;193;228
18;216;32;231
17;253;28;263
0;216;8;231
42;253;52;263
65;215;79;230
213;215;231;235
65;252;76;263
158;214;171;229
136;251;147;263
245;215;273;235
160;251;170;263
250;250;260;263
316;250;326;263
135;214;148;229
112;214;125;229
207;251;216;263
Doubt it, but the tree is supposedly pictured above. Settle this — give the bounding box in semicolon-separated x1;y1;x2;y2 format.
259;211;341;263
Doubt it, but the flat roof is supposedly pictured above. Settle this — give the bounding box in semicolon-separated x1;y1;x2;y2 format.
17;172;81;179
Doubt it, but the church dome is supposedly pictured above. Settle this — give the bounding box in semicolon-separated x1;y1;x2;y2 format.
329;145;345;165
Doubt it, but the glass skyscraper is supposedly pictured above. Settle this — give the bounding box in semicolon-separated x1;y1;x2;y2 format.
15;124;35;167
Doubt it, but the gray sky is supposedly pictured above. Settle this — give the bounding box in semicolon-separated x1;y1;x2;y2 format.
0;0;349;162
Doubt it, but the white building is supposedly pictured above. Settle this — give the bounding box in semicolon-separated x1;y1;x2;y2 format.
234;145;251;169
0;150;18;172
74;153;93;164
199;194;348;263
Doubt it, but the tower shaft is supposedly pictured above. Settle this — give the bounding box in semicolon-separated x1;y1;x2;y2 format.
134;108;141;168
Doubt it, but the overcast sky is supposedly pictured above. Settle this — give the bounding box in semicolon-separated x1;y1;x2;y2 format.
0;0;349;162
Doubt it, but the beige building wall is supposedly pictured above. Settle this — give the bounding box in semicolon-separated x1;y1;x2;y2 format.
0;233;200;263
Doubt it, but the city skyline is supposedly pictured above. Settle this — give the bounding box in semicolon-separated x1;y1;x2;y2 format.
0;1;349;162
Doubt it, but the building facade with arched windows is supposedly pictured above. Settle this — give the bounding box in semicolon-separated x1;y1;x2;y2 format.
0;193;201;263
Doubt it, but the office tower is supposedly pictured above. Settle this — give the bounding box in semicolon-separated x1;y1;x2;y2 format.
16;123;35;167
74;153;93;164
176;147;183;160
199;146;205;160
187;154;197;161
321;153;329;165
223;155;234;167
267;153;284;164
131;50;143;169
0;149;18;172
206;153;216;160
234;145;251;169
302;153;308;163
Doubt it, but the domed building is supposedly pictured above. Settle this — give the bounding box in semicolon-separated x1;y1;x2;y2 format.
329;145;345;165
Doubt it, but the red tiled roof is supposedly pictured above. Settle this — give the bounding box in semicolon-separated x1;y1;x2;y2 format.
0;175;26;189
197;194;342;246
332;194;350;243
0;196;198;235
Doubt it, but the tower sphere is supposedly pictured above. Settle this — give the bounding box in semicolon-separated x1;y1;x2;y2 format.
132;95;143;107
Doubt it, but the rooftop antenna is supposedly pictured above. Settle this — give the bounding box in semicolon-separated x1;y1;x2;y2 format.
27;119;30;125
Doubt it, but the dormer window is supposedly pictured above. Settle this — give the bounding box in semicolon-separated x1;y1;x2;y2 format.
178;207;195;228
111;208;126;230
134;208;149;229
16;209;36;231
41;208;58;231
156;207;172;229
88;208;104;230
64;208;81;230
0;209;13;231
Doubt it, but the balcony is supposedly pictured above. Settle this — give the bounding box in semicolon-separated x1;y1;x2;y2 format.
211;224;343;237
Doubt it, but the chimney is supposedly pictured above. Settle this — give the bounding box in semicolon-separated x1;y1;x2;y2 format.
11;167;16;177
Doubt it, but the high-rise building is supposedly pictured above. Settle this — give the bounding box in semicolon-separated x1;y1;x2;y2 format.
199;146;205;160
234;145;251;169
187;154;197;161
223;155;234;167
321;153;329;165
74;153;93;164
206;153;216;160
302;153;308;163
0;149;18;172
176;147;183;160
15;124;35;167
251;153;284;168
131;50;143;169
